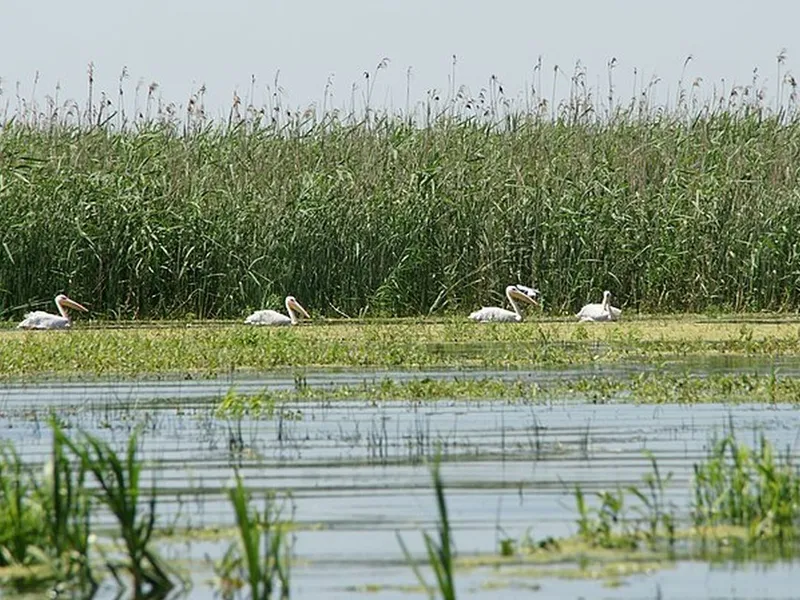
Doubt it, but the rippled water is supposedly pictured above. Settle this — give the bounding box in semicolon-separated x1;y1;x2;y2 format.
2;360;799;599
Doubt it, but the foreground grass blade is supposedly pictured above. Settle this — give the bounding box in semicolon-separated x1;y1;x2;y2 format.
55;421;174;597
222;470;290;600
397;452;456;600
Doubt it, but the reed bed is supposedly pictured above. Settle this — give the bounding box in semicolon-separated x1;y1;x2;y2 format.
2;63;800;319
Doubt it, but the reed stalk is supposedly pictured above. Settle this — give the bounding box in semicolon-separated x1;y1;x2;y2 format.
212;470;291;600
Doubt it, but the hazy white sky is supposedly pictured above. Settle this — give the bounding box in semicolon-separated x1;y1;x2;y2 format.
1;1;797;119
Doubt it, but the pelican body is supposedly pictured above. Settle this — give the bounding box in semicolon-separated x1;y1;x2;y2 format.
469;284;540;323
18;294;89;330
577;290;621;322
245;296;310;326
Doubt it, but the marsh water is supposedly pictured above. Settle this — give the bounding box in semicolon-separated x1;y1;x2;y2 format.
2;358;800;599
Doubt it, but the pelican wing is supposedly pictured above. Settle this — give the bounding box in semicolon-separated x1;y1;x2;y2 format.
576;303;621;322
18;311;71;330
244;309;292;326
469;307;521;323
515;285;541;301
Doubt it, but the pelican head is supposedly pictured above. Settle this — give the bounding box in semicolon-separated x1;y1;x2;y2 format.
55;294;88;317
514;284;542;305
285;296;311;324
506;285;539;307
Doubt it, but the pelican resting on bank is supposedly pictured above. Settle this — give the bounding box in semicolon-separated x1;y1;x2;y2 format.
244;296;311;326
576;290;622;322
469;284;541;323
17;294;89;330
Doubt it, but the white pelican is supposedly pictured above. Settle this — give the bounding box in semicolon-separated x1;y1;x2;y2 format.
469;285;540;323
17;294;89;330
244;296;310;326
576;290;622;322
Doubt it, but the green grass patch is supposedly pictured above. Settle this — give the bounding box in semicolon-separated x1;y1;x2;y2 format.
461;430;800;588
214;370;800;417
3;318;800;380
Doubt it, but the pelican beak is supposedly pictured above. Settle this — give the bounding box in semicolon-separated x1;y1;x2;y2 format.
61;297;89;312
510;287;539;306
514;284;541;305
289;298;310;320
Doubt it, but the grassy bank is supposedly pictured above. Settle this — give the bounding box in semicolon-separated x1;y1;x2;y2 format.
2;82;800;320
2;317;800;380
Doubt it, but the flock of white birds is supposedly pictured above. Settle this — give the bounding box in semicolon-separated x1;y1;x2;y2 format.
16;288;621;330
468;285;621;323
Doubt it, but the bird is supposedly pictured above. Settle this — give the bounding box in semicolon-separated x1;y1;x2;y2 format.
576;290;622;322
244;296;311;326
469;284;541;323
17;294;89;330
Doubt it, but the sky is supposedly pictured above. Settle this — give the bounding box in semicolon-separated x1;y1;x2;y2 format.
1;1;798;121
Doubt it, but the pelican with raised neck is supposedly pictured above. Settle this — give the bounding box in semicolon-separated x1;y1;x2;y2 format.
469;284;541;323
576;290;622;322
18;294;89;330
245;296;311;326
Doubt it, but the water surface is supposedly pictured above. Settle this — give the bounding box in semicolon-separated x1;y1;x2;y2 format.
2;361;798;598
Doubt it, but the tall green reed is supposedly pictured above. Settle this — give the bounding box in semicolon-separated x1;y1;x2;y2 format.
33;423;97;593
0;443;47;567
0;429;96;595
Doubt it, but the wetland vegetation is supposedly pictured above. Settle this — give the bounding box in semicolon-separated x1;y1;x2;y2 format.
2;318;800;381
2;61;800;598
1;61;800;321
2;418;800;599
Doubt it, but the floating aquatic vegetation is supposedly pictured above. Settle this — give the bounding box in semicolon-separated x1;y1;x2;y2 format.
3;319;800;381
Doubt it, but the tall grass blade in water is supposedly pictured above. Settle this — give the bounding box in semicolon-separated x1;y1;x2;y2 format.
32;423;97;594
0;428;96;595
573;452;676;550
56;420;174;597
0;443;43;568
397;452;456;600
213;470;291;600
627;451;676;548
